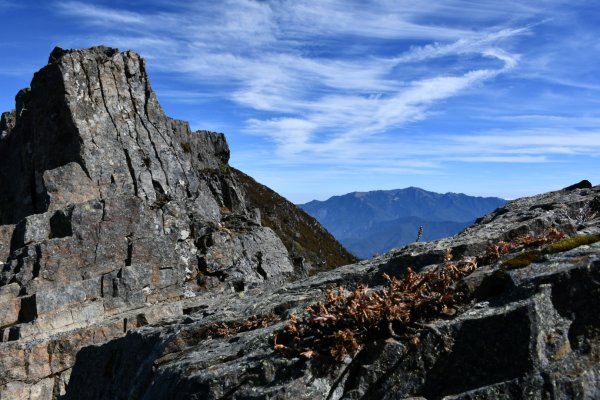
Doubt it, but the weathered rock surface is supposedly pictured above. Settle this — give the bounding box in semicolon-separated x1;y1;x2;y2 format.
61;183;600;399
0;46;327;398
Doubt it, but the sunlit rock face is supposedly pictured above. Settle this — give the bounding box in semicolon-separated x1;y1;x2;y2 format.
0;46;305;399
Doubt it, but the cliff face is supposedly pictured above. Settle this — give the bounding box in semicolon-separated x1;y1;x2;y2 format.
0;46;311;398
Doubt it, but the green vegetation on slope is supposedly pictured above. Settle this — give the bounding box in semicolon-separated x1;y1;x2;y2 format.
231;168;358;272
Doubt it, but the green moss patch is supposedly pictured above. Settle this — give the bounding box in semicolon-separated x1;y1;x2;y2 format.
502;250;543;270
544;235;599;254
501;235;600;270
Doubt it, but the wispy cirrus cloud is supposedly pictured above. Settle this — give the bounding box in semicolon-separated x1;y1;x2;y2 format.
240;126;600;173
56;1;146;25
49;0;599;200
244;64;511;159
391;26;528;66
405;129;600;164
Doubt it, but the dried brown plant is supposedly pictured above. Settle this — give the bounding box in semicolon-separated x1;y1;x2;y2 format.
275;251;477;360
208;313;280;338
272;227;571;361
480;226;567;264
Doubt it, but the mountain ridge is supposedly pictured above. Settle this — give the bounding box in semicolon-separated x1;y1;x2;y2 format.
231;167;358;272
299;186;506;258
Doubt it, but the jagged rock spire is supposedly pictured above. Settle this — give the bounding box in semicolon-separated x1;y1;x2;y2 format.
0;46;235;225
0;47;303;398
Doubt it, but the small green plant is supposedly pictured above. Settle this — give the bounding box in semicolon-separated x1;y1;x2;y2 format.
501;235;599;270
502;250;543;270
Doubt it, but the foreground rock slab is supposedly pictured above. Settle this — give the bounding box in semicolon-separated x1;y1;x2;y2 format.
62;184;600;399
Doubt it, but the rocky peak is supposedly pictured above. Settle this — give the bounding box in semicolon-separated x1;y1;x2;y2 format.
0;47;329;399
0;46;234;225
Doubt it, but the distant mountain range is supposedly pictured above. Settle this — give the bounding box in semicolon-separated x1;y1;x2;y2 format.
299;187;506;259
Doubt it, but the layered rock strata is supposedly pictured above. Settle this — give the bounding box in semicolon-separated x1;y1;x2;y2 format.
0;46;306;399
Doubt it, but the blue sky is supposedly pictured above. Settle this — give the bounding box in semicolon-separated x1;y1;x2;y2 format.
1;1;599;203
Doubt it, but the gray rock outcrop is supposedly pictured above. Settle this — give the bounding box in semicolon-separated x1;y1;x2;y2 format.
0;46;305;399
62;183;600;399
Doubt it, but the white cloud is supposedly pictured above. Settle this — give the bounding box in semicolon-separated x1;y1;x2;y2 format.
245;67;504;158
247;117;317;156
415;129;600;163
453;130;600;148
490;115;600;127
57;2;146;25
55;0;592;175
275;0;472;41
439;155;549;163
392;26;527;65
